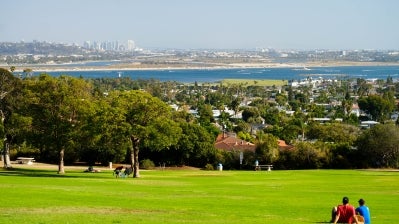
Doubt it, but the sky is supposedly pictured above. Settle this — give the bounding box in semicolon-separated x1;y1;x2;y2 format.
1;0;399;50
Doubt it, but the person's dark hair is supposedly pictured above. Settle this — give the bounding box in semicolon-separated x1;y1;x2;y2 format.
358;199;365;205
342;196;349;204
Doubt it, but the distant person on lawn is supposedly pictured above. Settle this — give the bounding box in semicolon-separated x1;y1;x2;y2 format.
331;196;359;224
356;198;371;224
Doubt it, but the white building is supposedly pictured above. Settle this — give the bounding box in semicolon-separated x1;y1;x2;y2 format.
127;40;135;51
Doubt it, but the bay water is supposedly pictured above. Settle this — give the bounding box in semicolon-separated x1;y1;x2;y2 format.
40;65;399;83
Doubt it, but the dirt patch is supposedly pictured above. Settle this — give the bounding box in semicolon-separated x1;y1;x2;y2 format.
3;161;110;171
1;160;201;171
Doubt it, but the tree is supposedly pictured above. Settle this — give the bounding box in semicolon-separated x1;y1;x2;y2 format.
255;133;279;164
262;107;281;126
356;78;372;97
76;96;129;165
341;91;353;116
315;90;329;103
242;107;262;123
293;142;325;169
275;93;287;106
110;90;181;177
198;104;214;125
306;103;326;118
230;97;242;116
169;121;216;167
23;68;33;78
0;68;21;168
358;94;395;122
281;118;306;143
356;124;399;168
24;74;93;173
307;123;360;145
218;111;231;131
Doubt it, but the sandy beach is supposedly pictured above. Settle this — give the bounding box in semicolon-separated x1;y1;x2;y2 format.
3;60;399;73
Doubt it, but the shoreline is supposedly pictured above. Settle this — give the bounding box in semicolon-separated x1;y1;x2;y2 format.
2;61;399;73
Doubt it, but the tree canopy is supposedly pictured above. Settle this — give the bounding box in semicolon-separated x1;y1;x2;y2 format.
23;74;93;173
1;68;399;172
0;68;22;167
356;124;399;168
110;90;182;177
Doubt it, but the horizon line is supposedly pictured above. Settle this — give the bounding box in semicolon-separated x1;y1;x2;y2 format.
1;40;399;52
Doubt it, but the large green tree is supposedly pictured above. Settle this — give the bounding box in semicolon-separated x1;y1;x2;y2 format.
24;74;93;173
0;68;22;168
110;90;181;177
358;94;395;122
307;122;360;145
356;124;399;168
255;132;279;164
76;95;129;165
292;142;325;169
197;103;214;125
172;121;216;167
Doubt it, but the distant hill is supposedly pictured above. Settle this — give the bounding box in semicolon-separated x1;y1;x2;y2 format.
0;41;86;55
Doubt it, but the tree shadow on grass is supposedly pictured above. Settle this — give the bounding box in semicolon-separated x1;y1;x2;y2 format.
0;167;111;179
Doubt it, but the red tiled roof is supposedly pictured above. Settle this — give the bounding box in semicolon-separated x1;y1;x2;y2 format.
215;134;256;152
277;139;294;150
215;134;294;152
277;139;287;147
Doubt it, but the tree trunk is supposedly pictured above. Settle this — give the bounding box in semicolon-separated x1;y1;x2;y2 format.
1;113;11;168
3;142;11;168
133;145;140;178
129;145;134;170
58;147;65;174
130;136;140;178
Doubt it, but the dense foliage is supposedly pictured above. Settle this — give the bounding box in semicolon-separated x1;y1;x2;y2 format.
1;68;399;172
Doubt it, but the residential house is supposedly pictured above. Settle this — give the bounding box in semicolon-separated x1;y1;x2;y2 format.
214;133;255;152
215;133;294;152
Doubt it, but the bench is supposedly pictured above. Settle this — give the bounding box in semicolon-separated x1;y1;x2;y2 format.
16;157;35;165
255;165;273;171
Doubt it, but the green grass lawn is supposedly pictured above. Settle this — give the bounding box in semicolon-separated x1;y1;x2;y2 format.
221;79;287;86
0;167;398;223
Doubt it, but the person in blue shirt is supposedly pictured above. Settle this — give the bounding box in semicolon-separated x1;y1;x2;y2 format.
356;198;371;224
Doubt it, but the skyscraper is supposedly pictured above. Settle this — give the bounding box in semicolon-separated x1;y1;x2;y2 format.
127;40;135;51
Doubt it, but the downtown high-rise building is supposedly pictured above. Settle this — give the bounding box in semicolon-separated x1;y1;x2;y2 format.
127;40;135;51
82;40;135;52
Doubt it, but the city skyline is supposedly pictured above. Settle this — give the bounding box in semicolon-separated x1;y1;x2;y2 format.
82;40;137;52
1;0;399;50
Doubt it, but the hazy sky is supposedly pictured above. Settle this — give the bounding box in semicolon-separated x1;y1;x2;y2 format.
1;0;398;50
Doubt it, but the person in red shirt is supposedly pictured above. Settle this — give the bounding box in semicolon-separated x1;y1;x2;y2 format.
332;197;359;224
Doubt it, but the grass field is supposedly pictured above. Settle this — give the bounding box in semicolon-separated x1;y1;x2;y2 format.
221;79;287;86
0;165;398;224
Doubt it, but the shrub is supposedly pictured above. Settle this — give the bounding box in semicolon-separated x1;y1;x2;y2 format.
12;142;40;160
204;163;214;170
140;159;155;170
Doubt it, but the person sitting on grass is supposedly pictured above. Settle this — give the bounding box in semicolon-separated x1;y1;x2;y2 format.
331;196;359;224
113;166;124;178
84;165;101;172
356;199;370;224
122;166;133;178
